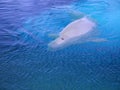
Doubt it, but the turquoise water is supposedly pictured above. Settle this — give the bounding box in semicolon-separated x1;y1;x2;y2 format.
0;0;120;90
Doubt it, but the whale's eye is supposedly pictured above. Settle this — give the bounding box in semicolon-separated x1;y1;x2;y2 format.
61;38;64;40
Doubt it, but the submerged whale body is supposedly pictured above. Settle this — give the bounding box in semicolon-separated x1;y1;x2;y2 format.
48;16;104;49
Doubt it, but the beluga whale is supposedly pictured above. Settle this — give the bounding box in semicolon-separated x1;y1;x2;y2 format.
48;16;106;50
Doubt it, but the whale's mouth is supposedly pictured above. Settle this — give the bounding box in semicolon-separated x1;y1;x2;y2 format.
48;36;69;49
48;41;57;49
48;40;64;49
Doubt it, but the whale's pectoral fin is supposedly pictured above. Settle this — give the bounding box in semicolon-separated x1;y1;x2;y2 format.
48;33;59;39
89;38;108;42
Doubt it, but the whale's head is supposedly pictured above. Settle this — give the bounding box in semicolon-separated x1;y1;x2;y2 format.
48;35;73;49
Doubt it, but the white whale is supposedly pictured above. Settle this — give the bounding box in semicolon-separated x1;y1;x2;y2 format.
48;16;106;49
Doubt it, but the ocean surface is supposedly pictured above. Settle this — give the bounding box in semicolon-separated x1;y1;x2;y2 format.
0;0;120;90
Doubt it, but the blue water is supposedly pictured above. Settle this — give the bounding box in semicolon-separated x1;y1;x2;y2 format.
0;0;120;90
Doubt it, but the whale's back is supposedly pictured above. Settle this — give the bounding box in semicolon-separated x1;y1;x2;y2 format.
60;17;96;38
